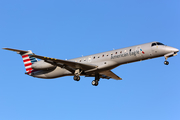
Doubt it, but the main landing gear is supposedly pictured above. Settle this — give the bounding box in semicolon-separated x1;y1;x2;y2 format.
73;69;82;81
91;74;100;86
73;75;80;81
92;80;99;86
73;69;100;86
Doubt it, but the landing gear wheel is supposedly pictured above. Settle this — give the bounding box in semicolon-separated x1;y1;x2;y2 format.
164;61;169;65
73;76;80;81
92;80;99;86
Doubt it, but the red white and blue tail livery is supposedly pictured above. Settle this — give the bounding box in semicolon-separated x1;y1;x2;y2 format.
21;51;38;74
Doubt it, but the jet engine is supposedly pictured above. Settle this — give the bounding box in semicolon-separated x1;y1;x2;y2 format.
31;60;56;70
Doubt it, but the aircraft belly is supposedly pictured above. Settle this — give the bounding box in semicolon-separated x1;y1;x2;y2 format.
44;67;72;78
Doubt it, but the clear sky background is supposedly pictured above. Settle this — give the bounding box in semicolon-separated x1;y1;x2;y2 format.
0;0;180;120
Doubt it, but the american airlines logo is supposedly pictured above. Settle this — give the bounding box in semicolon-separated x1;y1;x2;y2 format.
111;49;144;59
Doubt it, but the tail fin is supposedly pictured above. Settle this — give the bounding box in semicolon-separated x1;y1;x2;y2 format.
3;48;38;74
21;50;38;74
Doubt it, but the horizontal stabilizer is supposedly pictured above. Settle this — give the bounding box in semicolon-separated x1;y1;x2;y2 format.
3;48;38;74
3;48;29;54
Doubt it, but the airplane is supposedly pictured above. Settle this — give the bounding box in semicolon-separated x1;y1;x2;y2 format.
3;42;179;86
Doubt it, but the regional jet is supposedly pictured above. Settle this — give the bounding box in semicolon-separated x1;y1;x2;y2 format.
3;42;179;86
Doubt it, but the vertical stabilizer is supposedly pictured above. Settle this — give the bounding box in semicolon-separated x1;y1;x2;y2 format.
3;48;38;74
21;50;38;74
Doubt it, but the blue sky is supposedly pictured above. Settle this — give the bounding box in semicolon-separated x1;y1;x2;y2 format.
0;0;180;120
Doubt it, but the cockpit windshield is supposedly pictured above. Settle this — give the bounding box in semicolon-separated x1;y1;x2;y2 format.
156;42;164;45
151;42;165;47
151;43;157;46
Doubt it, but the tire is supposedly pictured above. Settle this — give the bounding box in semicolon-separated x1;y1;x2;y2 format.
92;80;98;86
164;61;169;65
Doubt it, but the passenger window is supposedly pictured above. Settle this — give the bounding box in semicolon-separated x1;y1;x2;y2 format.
115;52;117;54
107;54;109;56
79;60;81;62
120;51;122;53
93;56;95;59
152;43;156;46
129;49;131;52
98;56;100;58
102;55;104;57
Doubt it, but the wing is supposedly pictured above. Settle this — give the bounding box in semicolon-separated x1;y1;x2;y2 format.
86;70;122;80
31;54;97;71
100;70;122;80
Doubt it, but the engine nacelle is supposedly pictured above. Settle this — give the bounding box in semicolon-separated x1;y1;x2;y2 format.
31;60;56;70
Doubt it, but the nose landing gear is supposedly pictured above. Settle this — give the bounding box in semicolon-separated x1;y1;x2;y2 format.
164;61;169;65
164;56;169;65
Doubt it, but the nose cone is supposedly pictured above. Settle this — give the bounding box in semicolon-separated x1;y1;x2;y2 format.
166;46;179;53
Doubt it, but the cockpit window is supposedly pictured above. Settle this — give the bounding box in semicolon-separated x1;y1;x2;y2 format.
156;42;164;45
152;42;165;47
151;43;156;46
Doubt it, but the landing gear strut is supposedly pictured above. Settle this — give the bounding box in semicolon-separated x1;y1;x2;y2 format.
92;74;100;86
73;69;82;81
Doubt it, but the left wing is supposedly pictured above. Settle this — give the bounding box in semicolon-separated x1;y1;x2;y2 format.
85;70;122;80
100;70;122;80
31;54;97;71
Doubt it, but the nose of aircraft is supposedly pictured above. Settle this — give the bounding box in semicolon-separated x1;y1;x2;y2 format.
166;46;179;53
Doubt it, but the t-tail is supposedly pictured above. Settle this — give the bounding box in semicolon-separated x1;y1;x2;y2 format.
3;48;38;74
21;51;38;74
